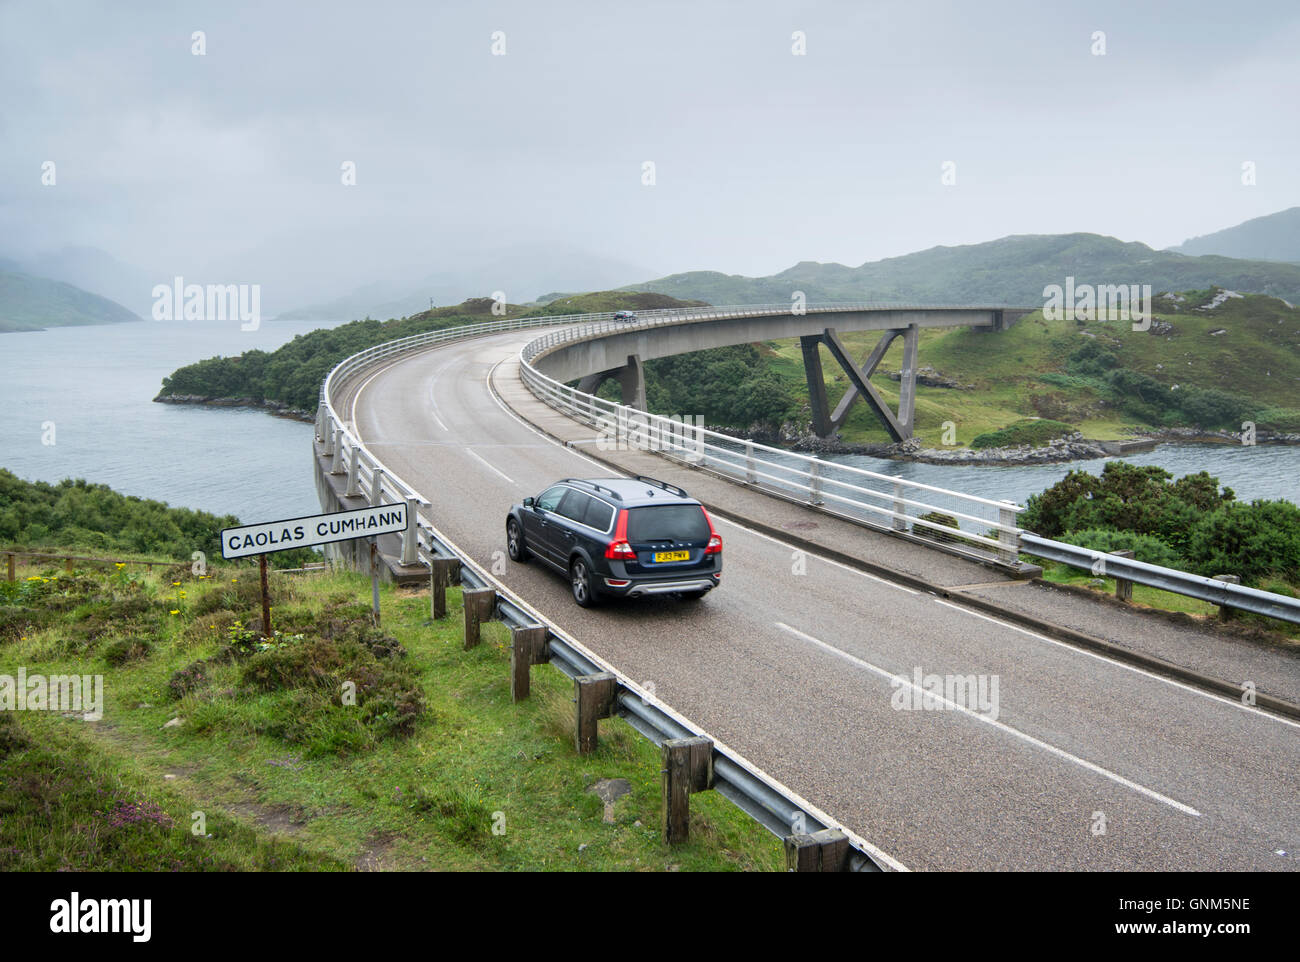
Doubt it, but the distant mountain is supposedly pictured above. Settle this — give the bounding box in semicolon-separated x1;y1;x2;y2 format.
0;270;140;332
274;243;656;321
621;233;1300;306
12;246;158;316
1167;207;1300;263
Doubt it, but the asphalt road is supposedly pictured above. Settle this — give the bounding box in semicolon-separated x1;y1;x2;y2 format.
339;329;1299;871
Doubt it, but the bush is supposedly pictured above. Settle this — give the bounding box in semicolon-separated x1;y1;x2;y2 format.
1020;462;1235;550
0;713;30;758
1066;340;1119;377
1184;500;1300;585
102;638;152;666
1105;369;1175;411
167;660;209;700
1176;388;1252;430
970;419;1075;450
1252;407;1300;432
1056;529;1182;568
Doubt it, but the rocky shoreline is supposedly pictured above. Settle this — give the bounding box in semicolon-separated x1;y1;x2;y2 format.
735;423;1300;467
152;394;314;423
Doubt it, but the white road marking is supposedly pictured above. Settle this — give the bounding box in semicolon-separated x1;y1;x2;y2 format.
427;382;448;431
932;599;1300;731
465;447;516;484
774;622;1202;818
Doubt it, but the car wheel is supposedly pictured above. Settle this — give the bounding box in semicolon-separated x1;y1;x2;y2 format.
506;518;529;562
570;557;599;607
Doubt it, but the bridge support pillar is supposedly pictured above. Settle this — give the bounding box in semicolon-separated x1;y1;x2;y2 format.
577;354;648;413
896;324;920;438
812;325;921;442
819;328;908;442
800;336;832;437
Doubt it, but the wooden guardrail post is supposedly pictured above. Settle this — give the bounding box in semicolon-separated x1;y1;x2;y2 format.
6;553;15;582
65;557;73;574
462;588;496;649
1109;549;1135;601
510;625;548;702
661;736;713;844
784;828;851;872
429;557;458;619
1214;574;1240;620
574;672;617;754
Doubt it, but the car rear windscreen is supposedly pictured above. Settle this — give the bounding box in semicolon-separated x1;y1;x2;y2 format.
626;505;709;542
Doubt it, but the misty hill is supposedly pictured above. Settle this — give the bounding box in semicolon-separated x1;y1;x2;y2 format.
531;290;710;314
275;243;656;322
16;246;158;316
1167;207;1300;263
0;270;140;333
622;233;1300;306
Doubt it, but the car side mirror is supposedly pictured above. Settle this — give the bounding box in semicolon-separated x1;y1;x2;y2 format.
523;497;535;508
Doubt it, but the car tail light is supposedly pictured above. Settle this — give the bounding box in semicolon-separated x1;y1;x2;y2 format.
702;508;722;554
605;510;637;560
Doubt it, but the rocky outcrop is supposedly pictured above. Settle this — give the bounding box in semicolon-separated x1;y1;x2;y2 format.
152;394;314;422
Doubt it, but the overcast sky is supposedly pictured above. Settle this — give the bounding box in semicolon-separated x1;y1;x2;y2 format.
3;0;1298;308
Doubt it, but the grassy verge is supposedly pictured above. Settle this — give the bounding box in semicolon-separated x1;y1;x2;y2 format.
0;554;782;871
1031;560;1300;640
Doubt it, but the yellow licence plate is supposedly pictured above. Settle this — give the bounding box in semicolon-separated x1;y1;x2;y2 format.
654;550;690;563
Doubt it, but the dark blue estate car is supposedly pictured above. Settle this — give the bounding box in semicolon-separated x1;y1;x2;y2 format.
505;476;722;607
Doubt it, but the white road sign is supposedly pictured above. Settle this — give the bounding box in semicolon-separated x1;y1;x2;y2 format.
220;503;409;559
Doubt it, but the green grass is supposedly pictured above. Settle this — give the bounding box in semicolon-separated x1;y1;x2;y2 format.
970;419;1076;450
1031;561;1300;638
0;555;782;871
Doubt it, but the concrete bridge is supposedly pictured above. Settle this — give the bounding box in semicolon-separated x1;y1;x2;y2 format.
532;304;1032;442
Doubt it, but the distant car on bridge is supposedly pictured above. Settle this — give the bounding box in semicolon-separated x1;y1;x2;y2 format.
505;476;722;606
613;310;637;322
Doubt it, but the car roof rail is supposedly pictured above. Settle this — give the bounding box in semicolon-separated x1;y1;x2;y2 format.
633;475;689;499
561;478;622;501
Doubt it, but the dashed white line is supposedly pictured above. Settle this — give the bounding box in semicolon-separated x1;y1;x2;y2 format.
932;599;1300;731
774;621;1202;818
